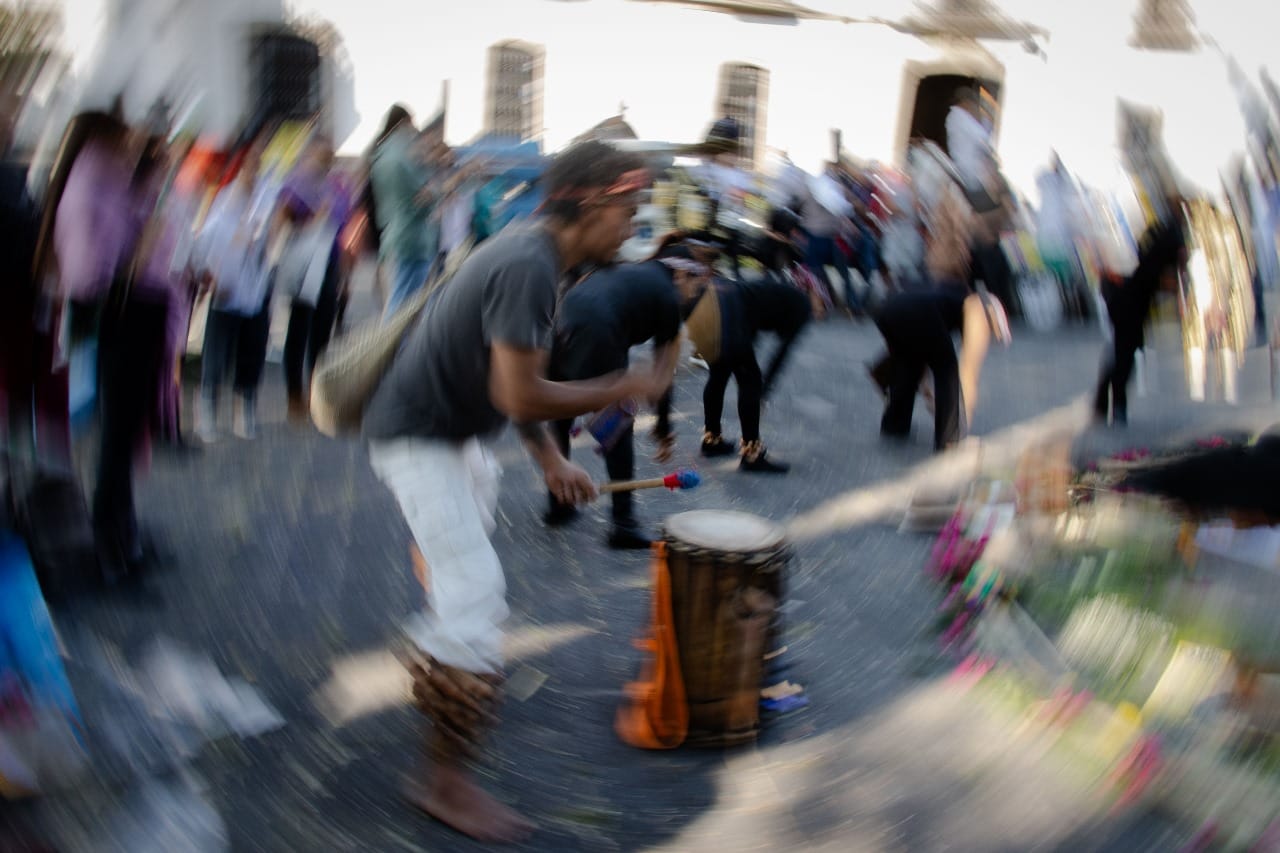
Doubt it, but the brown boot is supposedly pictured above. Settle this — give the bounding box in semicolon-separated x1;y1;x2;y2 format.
402;650;533;843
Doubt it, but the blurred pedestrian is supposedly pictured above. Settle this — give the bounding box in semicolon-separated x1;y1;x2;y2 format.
370;105;436;320
274;134;349;422
1094;198;1187;426
192;135;274;441
871;287;1010;452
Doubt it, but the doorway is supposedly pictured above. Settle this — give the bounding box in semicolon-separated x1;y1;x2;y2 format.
908;74;1001;157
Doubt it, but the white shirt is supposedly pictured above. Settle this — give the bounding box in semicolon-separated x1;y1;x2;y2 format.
946;106;994;191
1035;169;1085;256
693;161;754;202
193;178;273;316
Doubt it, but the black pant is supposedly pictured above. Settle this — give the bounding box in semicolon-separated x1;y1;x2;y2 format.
201;304;270;401
1095;325;1141;422
875;330;962;451
704;352;763;443
283;254;339;400
93;293;167;564
970;240;1015;311
550;418;636;523
760;329;806;401
740;280;811;399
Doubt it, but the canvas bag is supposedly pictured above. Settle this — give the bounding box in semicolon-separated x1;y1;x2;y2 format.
308;281;432;438
309;239;474;438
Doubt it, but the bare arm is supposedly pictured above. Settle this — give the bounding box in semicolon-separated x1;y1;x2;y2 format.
489;343;669;424
515;420;563;473
514;417;598;505
958;294;991;419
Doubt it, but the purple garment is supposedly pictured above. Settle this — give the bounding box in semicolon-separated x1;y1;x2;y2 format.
54;140;143;303
280;168;352;230
328;174;353;229
135;186;200;444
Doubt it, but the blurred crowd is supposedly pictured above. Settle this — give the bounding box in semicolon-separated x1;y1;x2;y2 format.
5;72;1274;595
1;38;1278;847
0;101;512;585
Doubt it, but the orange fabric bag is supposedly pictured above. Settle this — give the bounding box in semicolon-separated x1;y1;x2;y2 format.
615;543;688;749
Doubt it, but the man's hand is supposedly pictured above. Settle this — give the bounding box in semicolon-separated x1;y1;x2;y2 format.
545;457;597;505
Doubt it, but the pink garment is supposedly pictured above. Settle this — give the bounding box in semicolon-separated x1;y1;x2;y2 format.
54;140;140;303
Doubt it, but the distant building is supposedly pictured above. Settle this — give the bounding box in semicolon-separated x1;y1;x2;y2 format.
715;62;769;169
1129;0;1198;51
484;40;545;142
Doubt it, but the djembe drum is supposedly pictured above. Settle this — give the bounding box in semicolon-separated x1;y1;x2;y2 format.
662;510;788;746
683;285;722;364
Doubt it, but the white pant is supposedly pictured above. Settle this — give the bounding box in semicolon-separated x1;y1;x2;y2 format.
369;436;506;673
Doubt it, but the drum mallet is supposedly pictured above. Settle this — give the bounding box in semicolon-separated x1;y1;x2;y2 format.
599;468;702;494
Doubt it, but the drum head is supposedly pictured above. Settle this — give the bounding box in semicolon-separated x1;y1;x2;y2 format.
664;510;784;553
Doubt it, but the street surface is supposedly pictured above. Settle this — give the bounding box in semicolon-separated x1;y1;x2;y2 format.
26;277;1280;851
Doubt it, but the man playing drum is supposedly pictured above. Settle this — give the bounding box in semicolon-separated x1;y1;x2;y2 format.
545;240;712;548
361;141;672;843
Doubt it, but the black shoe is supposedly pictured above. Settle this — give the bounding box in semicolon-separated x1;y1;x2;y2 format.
741;453;790;474
608;522;652;550
880;429;912;445
544;503;579;527
701;433;736;458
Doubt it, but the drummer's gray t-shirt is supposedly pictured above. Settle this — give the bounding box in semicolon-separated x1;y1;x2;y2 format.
362;223;561;441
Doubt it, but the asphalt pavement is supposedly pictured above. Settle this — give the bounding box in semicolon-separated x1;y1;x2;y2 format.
19;281;1280;852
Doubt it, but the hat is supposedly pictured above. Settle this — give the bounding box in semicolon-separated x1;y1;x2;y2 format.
704;116;741;153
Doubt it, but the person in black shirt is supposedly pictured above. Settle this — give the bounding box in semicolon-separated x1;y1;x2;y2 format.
699;276;812;472
1094;202;1187;425
546;244;707;547
760;202;804;276
871;287;1009;451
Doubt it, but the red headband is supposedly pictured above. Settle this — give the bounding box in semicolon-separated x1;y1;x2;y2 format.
546;168;650;204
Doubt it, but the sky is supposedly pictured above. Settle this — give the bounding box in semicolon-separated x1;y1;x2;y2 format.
48;0;1280;195
293;0;852;155
284;0;1280;192
282;0;1277;151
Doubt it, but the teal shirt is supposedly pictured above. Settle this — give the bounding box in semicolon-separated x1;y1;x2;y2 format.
370;127;437;263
